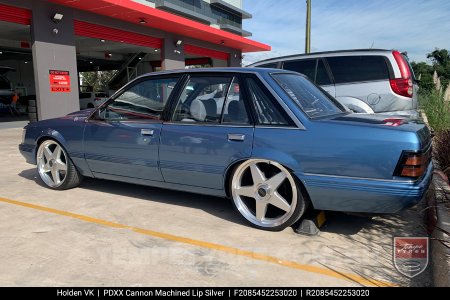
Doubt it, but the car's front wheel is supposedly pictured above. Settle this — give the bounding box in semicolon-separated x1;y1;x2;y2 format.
36;140;82;190
231;159;306;231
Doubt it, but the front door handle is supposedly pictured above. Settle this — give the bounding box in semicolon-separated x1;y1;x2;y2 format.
228;134;245;142
141;129;154;136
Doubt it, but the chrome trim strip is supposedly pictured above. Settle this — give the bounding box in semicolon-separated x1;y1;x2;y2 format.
162;122;253;128
303;172;416;184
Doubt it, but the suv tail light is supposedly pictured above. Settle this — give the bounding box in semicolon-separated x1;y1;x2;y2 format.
390;50;413;98
94;97;100;101
394;149;431;179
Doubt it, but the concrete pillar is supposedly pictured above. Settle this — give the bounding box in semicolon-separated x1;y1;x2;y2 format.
162;35;185;70
31;1;79;120
228;50;242;67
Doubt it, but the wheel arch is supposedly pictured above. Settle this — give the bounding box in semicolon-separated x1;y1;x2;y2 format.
36;129;68;149
223;156;313;208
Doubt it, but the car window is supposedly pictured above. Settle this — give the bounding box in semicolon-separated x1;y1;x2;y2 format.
100;76;180;120
172;75;249;125
283;59;316;81
283;59;332;86
221;78;250;124
316;59;332;85
245;77;292;126
80;92;91;99
272;73;345;119
326;55;389;84
0;75;11;89
255;62;278;68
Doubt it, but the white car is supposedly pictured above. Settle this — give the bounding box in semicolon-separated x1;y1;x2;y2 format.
79;92;109;109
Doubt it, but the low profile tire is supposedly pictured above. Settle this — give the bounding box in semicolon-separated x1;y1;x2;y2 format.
36;140;82;190
231;159;306;231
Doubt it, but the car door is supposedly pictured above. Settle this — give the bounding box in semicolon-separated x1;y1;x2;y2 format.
83;75;181;181
159;74;254;190
282;58;336;97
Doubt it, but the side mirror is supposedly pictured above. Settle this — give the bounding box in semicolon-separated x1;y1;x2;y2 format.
89;108;105;121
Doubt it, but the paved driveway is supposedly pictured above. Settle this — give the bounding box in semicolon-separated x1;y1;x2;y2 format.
0;123;432;286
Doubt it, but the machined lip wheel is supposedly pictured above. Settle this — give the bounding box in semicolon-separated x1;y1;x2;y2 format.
37;140;68;188
231;159;298;228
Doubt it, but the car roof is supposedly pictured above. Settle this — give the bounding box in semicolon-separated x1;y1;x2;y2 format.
137;67;294;79
247;49;396;65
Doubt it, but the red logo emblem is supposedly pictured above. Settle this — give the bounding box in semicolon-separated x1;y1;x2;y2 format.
393;237;429;278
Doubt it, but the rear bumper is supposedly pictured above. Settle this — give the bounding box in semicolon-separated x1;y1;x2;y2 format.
299;162;433;213
19;143;36;165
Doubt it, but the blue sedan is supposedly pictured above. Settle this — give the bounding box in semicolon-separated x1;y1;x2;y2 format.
19;68;433;231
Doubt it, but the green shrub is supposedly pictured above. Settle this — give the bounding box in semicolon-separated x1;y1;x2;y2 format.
419;90;450;132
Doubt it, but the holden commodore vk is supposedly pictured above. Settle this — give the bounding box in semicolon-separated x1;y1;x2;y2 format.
19;68;433;231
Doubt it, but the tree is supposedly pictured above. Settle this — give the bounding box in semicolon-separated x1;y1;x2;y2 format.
412;48;450;91
80;70;116;91
411;61;434;91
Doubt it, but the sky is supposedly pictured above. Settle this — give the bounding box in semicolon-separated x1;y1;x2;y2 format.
242;0;450;65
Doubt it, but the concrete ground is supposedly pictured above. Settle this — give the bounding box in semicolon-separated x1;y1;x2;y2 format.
0;122;432;287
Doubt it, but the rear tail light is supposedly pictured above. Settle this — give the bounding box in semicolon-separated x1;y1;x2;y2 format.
94;98;100;101
390;50;413;98
383;118;406;127
394;149;431;179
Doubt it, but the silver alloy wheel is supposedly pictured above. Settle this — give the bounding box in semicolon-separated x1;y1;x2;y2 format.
37;140;68;188
231;159;298;228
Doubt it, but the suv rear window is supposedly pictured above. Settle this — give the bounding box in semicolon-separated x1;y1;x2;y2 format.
326;55;389;84
283;59;332;85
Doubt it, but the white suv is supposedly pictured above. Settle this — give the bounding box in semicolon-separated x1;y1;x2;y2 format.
248;49;419;118
79;92;109;109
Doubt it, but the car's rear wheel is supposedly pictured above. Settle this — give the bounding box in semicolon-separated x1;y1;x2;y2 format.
231;159;306;231
36;140;82;190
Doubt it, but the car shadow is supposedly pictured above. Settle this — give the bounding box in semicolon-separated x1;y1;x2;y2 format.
18;168;247;227
18;168;409;237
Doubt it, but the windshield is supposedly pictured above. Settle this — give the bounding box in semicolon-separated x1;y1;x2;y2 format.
272;73;345;119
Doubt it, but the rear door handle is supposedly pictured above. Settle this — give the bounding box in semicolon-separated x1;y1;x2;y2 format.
141;129;154;136
228;134;245;141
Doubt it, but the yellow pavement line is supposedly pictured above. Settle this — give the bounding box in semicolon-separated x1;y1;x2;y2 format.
0;196;396;287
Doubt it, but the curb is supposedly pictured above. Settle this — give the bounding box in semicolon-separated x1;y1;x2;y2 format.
428;173;450;287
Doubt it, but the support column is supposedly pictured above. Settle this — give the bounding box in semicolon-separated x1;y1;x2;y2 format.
228;50;242;67
162;35;185;70
31;1;79;120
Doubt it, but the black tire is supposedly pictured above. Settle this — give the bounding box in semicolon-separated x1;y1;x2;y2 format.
36;139;83;190
87;103;95;108
58;154;83;190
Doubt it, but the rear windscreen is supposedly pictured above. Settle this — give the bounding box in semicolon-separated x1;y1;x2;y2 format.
326;55;389;84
